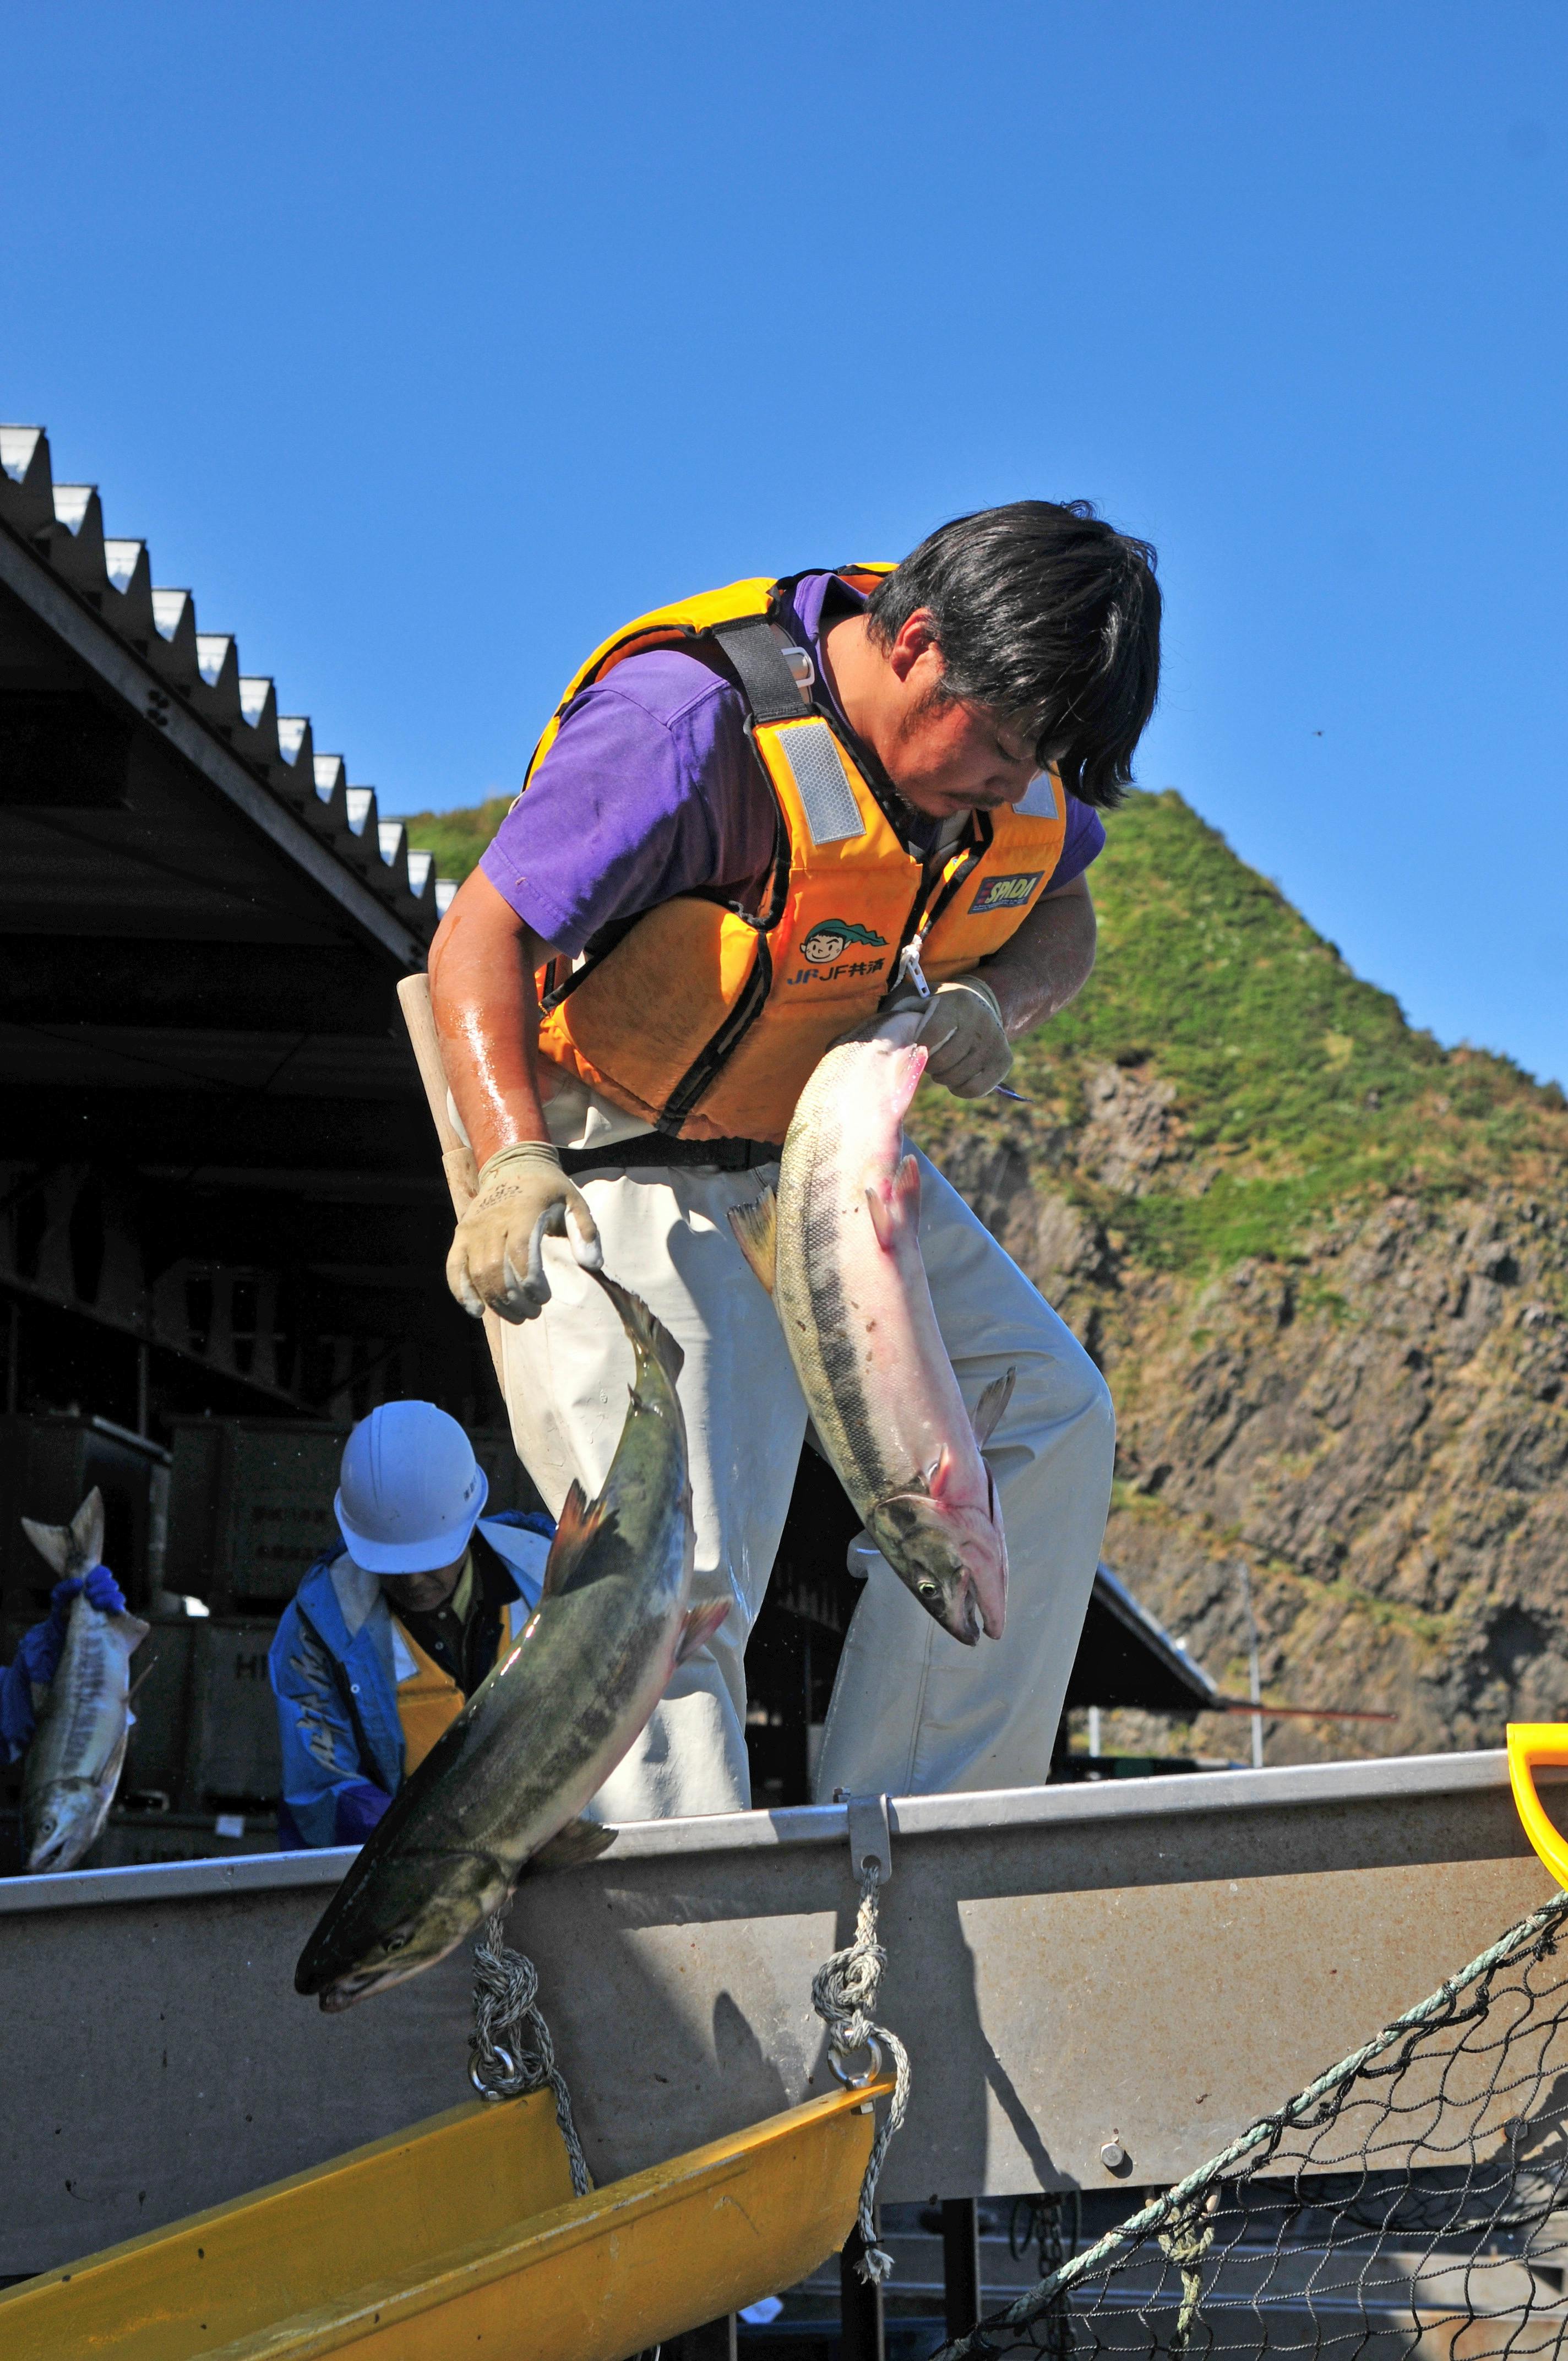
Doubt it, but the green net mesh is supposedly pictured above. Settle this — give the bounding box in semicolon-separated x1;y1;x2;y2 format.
933;1889;1568;2361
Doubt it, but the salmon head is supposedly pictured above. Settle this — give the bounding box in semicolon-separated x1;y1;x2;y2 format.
865;1462;1009;1646
26;1777;108;1874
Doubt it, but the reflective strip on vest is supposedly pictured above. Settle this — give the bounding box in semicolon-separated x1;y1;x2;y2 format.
526;569;1066;1144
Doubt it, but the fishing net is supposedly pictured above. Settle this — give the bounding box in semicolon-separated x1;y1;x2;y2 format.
932;1887;1568;2361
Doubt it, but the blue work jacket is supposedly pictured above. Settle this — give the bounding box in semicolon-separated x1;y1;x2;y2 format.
268;1511;552;1849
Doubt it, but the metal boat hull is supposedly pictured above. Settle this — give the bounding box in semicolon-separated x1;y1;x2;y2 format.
0;1751;1556;2272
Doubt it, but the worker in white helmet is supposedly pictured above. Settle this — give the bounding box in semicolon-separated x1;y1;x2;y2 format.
266;1401;552;1848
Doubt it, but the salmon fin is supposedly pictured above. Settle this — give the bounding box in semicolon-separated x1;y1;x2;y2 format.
527;1815;619;1873
540;1480;613;1598
674;1598;730;1666
926;1443;959;1502
25;1487;106;1579
727;1192;778;1296
112;1612;151;1652
889;1043;929;1122
971;1368;1016;1448
589;1268;685;1387
865;1156;920;1255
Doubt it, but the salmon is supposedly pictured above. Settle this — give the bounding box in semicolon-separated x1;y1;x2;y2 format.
296;1272;720;2010
731;1011;1012;1646
21;1489;149;1874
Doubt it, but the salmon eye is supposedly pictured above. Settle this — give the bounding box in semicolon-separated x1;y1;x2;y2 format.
917;1580;940;1602
382;1929;412;1955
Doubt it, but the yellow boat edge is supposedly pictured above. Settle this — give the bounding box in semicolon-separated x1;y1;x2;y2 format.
1507;1722;1568;1891
0;2074;896;2361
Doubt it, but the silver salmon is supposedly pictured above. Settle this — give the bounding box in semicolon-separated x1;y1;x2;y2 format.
731;1011;1013;1646
21;1489;149;1874
296;1270;721;2010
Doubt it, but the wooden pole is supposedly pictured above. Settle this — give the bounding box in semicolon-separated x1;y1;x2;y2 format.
395;971;507;1396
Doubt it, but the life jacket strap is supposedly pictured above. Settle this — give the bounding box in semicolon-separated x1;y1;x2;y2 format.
709;616;812;725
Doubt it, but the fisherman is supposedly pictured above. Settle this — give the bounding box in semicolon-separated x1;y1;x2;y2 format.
428;501;1161;1821
0;1562;127;1762
268;1401;552;1848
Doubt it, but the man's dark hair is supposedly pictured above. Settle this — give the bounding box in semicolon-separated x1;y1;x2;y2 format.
866;500;1161;809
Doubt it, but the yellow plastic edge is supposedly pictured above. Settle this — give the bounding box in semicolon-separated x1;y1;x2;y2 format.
1506;1722;1568;1888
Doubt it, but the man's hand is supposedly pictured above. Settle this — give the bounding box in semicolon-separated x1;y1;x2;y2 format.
447;1142;602;1324
920;976;1013;1098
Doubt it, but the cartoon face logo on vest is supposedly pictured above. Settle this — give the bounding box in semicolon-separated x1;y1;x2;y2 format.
790;918;888;986
970;872;1044;915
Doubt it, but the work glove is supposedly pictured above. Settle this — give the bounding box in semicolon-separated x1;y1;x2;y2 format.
53;1566;126;1619
919;976;1013;1098
445;1141;602;1324
36;1566;126;1660
14;1569;128;1705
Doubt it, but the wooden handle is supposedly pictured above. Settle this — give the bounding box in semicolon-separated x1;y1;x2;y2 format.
395;972;504;1387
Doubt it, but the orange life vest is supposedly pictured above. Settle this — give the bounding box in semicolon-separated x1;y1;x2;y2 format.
527;570;1068;1145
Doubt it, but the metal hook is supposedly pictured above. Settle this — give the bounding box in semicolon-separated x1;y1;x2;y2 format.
829;2035;884;2090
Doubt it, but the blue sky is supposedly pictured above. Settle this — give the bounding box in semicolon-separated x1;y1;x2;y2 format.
4;4;1565;1080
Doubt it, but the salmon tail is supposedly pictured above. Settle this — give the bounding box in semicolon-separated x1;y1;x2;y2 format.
587;1268;685;1388
20;1516;71;1578
23;1488;106;1580
72;1488;106;1570
864;1154;921;1254
674;1598;729;1667
727;1190;778;1296
971;1367;1016;1448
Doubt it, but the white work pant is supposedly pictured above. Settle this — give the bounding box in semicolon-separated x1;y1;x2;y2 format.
499;1147;1114;1819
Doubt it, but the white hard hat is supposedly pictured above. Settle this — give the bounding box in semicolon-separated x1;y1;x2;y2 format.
334;1402;489;1575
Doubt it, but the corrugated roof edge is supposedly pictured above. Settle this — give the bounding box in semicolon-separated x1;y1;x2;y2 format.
0;425;459;939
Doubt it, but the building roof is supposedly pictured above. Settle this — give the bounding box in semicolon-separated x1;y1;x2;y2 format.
0;425;454;951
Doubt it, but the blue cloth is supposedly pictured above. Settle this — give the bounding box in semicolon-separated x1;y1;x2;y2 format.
268;1512;553;1850
0;1566;127;1762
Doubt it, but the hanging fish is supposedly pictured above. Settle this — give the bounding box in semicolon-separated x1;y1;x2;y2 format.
296;1272;720;2010
731;1009;1013;1646
21;1489;148;1874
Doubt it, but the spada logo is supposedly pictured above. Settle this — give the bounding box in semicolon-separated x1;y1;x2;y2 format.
970;872;1044;915
798;919;887;965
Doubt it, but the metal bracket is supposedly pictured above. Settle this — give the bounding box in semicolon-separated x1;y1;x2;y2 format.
836;1789;892;1885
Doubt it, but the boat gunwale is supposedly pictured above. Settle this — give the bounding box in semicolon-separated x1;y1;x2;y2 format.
0;1748;1549;1918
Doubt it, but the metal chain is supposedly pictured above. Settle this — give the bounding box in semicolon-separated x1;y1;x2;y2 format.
810;1858;911;2285
469;1912;592;2198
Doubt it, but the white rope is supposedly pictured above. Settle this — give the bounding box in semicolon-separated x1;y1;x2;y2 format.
469;1913;592;2198
810;1858;911;2284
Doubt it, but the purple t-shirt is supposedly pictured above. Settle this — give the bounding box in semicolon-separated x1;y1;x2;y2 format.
481;573;1106;958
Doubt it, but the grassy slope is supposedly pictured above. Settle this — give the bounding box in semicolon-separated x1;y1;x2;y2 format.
406;785;1567;1274
400;796;513;884
922;788;1568;1273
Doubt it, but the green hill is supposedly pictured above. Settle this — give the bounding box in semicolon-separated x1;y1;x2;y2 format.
916;788;1568;1278
400;795;513;886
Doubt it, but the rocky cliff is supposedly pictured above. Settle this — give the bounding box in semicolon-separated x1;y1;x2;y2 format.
914;793;1568;1763
409;786;1568;1763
